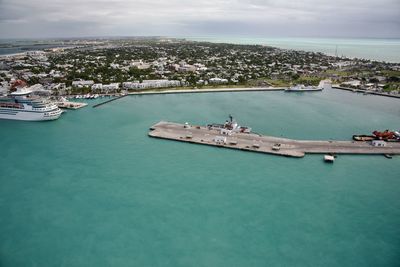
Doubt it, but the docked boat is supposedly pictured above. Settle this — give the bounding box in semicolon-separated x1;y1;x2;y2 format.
353;130;400;142
285;84;323;92
0;88;62;121
207;115;252;133
324;155;335;163
285;80;330;92
352;135;376;141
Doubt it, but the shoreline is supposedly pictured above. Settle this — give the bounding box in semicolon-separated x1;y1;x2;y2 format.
127;87;285;96
68;86;400;101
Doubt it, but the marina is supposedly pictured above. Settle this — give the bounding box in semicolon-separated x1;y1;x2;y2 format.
149;120;400;158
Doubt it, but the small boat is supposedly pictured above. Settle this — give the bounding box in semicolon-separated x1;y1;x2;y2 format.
324;155;335;163
352;135;375;141
384;154;393;159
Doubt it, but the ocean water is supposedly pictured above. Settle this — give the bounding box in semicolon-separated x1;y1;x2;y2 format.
0;39;70;56
184;36;400;63
0;89;399;266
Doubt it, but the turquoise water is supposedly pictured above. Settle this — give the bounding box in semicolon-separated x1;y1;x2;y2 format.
0;89;400;266
184;36;400;63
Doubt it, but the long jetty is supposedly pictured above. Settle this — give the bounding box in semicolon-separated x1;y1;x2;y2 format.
149;121;400;158
92;94;128;108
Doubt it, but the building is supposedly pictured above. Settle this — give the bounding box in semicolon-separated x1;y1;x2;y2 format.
209;78;229;84
103;83;120;91
92;83;119;92
72;80;94;88
91;83;103;91
123;80;181;90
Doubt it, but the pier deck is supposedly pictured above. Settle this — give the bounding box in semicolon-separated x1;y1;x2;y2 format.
149;121;400;158
56;101;87;110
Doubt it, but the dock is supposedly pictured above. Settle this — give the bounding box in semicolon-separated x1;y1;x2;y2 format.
92;94;128;108
56;101;87;110
149;121;400;158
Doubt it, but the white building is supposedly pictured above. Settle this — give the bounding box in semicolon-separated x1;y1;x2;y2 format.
92;83;119;92
209;78;228;84
72;80;94;88
123;80;181;90
91;83;103;91
103;83;120;91
130;60;151;70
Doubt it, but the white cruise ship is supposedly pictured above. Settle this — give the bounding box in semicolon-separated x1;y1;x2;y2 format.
0;88;62;121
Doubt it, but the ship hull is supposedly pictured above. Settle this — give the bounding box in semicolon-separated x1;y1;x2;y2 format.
0;109;62;121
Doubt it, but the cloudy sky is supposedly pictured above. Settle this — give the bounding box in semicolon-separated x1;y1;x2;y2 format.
0;0;399;38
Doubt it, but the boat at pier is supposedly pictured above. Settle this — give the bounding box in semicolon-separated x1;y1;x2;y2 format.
285;80;330;92
207;115;252;133
353;130;400;142
0;88;62;121
352;135;375;141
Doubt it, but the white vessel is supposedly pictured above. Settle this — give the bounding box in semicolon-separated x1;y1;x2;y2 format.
0;88;62;121
207;115;252;133
285;84;323;92
285;80;332;92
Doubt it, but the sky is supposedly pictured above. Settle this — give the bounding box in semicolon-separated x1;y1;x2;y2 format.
0;0;399;39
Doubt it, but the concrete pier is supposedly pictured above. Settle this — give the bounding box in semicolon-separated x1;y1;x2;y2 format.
92;94;128;108
149;121;400;158
56;101;87;109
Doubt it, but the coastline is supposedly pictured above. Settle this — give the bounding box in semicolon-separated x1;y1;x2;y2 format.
69;86;400;101
127;87;285;96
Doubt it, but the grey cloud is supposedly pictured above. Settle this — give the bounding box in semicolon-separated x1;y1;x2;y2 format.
0;0;398;38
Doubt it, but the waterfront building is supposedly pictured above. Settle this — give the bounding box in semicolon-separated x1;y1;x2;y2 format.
72;80;94;88
123;80;181;90
209;78;229;84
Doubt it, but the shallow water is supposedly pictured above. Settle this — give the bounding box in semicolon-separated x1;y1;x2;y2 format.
0;89;399;266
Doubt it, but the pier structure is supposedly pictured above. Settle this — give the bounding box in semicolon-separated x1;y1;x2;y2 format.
149;121;400;158
56;101;87;110
92;94;128;108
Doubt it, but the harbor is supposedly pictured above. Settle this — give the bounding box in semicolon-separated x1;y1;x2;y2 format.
149;120;400;158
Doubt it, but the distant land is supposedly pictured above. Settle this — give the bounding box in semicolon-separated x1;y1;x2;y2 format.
1;36;400;63
1;37;399;97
